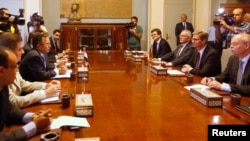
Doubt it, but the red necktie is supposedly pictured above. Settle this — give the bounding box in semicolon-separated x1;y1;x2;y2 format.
195;52;200;69
54;41;58;52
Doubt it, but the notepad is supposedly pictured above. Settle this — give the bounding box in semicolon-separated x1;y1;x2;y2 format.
50;115;90;130
40;93;60;104
51;69;72;79
167;69;186;76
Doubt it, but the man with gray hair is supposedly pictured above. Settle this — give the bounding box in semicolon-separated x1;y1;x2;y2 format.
201;33;250;97
161;29;194;67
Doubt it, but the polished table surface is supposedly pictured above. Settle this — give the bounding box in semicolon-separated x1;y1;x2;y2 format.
4;50;250;141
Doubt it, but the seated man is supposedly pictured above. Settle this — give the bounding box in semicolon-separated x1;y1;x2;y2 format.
19;32;67;82
160;29;194;67
48;29;63;63
0;32;61;108
201;33;250;97
0;47;51;140
150;28;172;58
181;30;221;77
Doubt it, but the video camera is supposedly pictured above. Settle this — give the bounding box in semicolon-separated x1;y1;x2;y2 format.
0;8;25;33
0;8;25;25
214;8;234;26
125;22;134;28
214;13;234;26
30;12;44;26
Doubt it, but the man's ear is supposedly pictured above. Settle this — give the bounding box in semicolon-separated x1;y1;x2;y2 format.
0;66;4;75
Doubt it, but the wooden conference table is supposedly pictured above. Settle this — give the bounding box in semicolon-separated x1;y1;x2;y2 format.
4;50;250;141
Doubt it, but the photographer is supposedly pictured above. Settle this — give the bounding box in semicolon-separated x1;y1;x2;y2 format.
127;16;143;51
220;8;250;48
0;7;20;35
28;12;48;35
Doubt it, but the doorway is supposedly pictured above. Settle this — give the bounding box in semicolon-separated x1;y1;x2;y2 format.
164;0;194;50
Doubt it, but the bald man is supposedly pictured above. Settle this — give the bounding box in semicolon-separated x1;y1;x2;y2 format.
220;8;250;48
201;33;250;97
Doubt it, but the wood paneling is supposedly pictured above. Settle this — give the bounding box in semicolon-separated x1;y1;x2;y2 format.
220;3;250;14
60;0;132;18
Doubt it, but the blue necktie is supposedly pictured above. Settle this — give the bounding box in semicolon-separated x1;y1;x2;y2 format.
237;60;244;85
41;55;46;69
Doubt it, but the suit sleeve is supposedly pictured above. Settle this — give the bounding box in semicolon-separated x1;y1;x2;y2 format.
8;73;45;108
190;49;221;77
172;47;195;66
215;56;250;97
21;55;56;81
158;40;172;58
0;129;27;141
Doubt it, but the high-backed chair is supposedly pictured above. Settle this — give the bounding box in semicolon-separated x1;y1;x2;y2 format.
221;48;232;71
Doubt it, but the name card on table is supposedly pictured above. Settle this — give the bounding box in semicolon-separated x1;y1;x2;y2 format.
167;69;186;76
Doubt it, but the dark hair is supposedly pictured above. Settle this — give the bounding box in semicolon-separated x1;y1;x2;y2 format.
0;46;10;68
151;28;162;35
0;32;22;50
131;16;138;21
0;7;8;17
32;32;47;48
53;29;61;34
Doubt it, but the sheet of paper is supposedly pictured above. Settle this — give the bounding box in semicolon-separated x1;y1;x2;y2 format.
50;116;90;129
167;69;186;76
184;84;209;91
51;69;72;79
40;93;60;103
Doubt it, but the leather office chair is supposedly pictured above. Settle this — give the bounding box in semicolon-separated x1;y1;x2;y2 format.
221;48;232;71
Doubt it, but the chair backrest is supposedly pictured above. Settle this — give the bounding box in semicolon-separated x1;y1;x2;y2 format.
221;48;232;71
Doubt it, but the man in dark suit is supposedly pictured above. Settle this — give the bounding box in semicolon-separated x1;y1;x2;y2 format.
0;47;51;140
161;29;194;67
181;30;221;77
19;32;67;82
48;29;63;63
201;33;250;97
150;28;171;58
175;14;194;45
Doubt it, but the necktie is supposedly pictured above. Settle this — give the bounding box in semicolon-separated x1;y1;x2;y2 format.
176;45;184;57
236;60;244;85
54;41;58;53
41;55;46;69
183;22;186;29
195;52;200;69
156;42;159;54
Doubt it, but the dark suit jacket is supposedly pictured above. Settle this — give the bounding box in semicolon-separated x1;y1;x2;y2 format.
161;42;194;66
214;55;250;97
48;37;62;63
0;86;27;141
152;38;172;58
175;22;194;45
188;45;221;77
19;49;56;82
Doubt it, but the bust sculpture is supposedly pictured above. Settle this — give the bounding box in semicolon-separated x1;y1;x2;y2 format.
68;2;81;22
